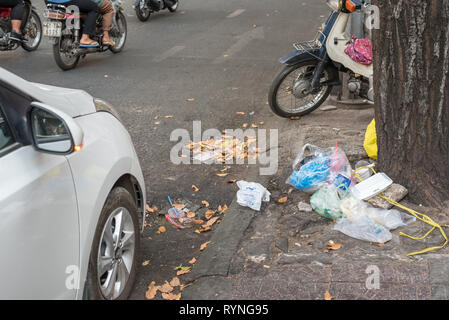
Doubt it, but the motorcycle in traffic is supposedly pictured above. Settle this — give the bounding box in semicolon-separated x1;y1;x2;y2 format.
134;0;179;22
0;0;42;51
43;0;127;70
268;0;374;118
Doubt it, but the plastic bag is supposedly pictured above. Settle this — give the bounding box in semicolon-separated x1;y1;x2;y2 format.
334;197;415;243
363;119;377;160
288;144;354;193
236;181;271;211
334;216;392;243
165;207;193;229
310;184;349;220
344;36;373;66
366;208;416;230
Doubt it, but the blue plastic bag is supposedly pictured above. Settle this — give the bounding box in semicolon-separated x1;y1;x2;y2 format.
289;154;330;192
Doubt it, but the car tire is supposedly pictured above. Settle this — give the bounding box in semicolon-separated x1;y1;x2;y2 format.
84;187;140;300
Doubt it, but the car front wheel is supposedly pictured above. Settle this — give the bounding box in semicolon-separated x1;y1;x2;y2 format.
84;187;140;300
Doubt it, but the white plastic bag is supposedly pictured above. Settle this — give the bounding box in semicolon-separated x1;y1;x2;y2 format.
340;197;415;230
366;208;416;230
236;181;271;211
334;197;415;243
334;216;392;243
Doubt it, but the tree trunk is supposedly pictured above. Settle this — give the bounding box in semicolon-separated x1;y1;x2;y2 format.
372;0;449;208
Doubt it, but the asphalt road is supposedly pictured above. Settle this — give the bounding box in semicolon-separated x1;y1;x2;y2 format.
1;0;329;299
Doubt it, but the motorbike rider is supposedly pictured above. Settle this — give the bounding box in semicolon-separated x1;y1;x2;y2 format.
45;0;99;47
91;0;114;46
0;0;25;42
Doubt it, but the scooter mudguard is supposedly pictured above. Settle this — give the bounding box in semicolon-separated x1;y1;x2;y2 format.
279;48;321;66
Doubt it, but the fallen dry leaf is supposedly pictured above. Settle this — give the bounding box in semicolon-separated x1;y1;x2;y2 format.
157;226;166;234
290;116;301;120
145;281;158;300
205;209;216;220
228;179;237;184
236;112;245;115
277;196;288;204
162;292;182;300
242;123;248;128
251;124;258;128
216;173;229;177
327;240;343;251
187;98;195;102
202;200;210;207
177;269;191;276
146;204;158;214
377;243;385;247
192;185;199;192
200;241;211;251
193;219;204;225
206;216;219;226
263;265;270;269
186;212;196;219
189;258;197;264
159;281;174;294
196;225;211;233
153;116;159;120
142;260;150;266
324;290;333;300
169;277;181;287
173;203;186;210
164;115;173;119
219;204;228;214
259;121;265;125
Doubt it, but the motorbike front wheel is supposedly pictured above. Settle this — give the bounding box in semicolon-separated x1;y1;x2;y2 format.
268;61;334;118
21;10;42;52
109;12;127;53
53;35;80;71
167;0;179;12
135;0;151;21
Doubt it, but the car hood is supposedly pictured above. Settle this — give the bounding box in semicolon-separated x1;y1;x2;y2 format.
0;67;96;118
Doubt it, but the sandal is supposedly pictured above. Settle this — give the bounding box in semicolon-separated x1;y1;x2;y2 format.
80;40;100;48
103;39;115;46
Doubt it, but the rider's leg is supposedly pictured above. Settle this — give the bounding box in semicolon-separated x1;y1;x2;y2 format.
3;0;24;36
11;20;21;33
99;0;114;45
69;0;99;45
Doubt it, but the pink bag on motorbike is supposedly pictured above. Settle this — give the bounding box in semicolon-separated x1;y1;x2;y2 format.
344;35;373;66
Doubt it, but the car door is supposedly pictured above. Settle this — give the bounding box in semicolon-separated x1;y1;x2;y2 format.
0;83;80;299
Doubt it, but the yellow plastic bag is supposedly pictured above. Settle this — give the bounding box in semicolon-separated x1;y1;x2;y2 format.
363;119;377;160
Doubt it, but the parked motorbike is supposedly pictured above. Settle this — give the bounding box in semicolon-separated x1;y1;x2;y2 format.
43;0;127;70
134;0;178;22
268;0;374;118
0;0;42;51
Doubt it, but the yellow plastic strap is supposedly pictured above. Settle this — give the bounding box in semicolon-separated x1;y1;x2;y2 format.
353;167;448;256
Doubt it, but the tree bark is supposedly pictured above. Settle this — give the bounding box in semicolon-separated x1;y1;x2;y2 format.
372;0;449;208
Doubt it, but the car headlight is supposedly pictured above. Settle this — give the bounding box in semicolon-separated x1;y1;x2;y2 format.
93;98;122;122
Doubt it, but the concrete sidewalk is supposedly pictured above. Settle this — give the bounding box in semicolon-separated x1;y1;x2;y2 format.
182;101;449;300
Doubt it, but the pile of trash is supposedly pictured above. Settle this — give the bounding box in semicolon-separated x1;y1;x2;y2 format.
288;144;415;244
184;135;259;163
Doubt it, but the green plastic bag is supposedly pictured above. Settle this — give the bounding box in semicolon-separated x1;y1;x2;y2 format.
310;185;347;220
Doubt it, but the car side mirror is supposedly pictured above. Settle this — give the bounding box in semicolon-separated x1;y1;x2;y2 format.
30;102;84;154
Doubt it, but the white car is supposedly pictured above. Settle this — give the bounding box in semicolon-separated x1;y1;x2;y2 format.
0;67;146;300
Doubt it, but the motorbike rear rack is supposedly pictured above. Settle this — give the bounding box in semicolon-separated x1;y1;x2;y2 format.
293;30;327;61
